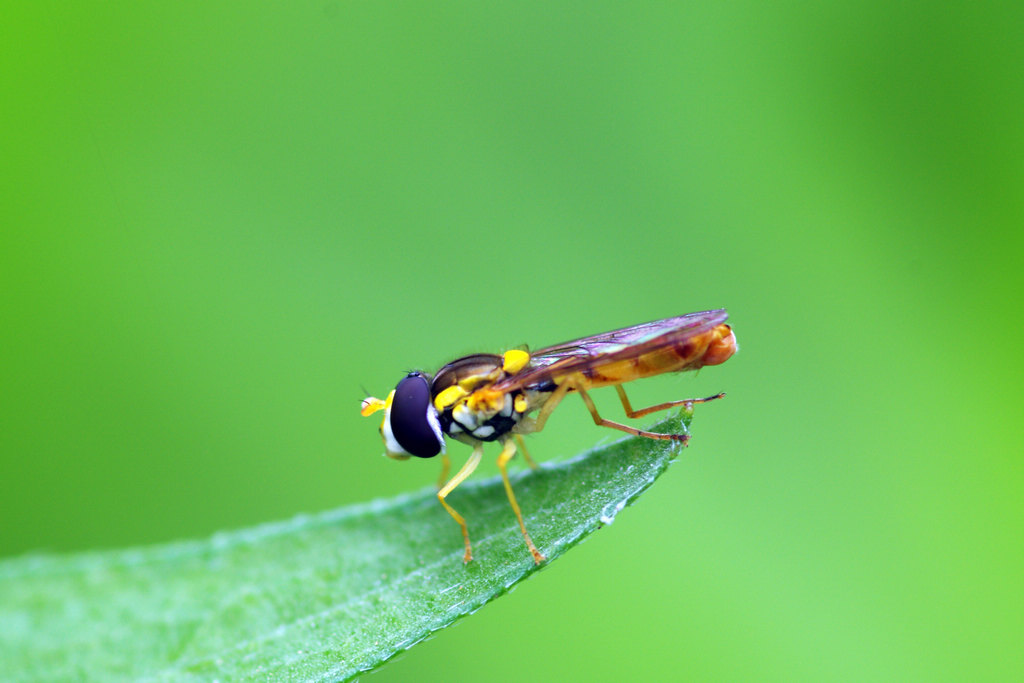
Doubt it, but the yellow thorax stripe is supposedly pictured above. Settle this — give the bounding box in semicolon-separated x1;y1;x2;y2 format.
434;384;468;412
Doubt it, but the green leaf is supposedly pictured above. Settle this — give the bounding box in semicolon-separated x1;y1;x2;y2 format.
0;411;694;682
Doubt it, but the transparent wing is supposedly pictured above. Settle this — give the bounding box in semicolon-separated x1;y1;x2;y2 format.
494;309;729;392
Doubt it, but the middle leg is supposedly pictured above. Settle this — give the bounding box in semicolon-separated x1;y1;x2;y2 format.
496;438;545;564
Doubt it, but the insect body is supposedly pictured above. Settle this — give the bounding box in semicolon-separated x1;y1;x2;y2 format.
361;309;738;565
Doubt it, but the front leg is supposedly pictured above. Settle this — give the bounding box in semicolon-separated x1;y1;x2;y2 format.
437;444;483;563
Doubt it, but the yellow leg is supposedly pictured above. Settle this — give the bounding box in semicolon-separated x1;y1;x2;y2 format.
531;380;573;432
574;381;688;442
497;439;546;564
514;434;538;470
438;445;483;563
614;385;726;418
436;452;451;489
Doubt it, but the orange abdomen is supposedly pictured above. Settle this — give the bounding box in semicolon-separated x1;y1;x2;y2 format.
582;323;737;388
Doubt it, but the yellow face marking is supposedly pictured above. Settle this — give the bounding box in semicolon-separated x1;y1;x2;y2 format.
360;396;386;416
362;391;398;452
502;349;530;374
374;390;395;432
434;384;469;412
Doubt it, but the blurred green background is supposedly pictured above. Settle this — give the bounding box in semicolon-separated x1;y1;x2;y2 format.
3;1;1022;680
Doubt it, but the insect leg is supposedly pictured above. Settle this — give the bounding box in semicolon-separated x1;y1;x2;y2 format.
436;452;451;489
530;380;574;433
572;380;689;443
514;434;538;470
614;386;727;418
438;444;483;563
497;438;546;564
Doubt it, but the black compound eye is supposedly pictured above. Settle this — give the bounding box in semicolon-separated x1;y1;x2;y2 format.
390;373;443;458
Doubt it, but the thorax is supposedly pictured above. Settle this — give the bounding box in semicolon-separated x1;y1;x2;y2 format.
430;354;532;442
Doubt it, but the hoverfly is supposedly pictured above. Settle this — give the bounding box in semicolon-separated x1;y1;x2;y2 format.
361;309;737;565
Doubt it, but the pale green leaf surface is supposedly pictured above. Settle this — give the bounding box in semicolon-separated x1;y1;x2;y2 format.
0;412;693;682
